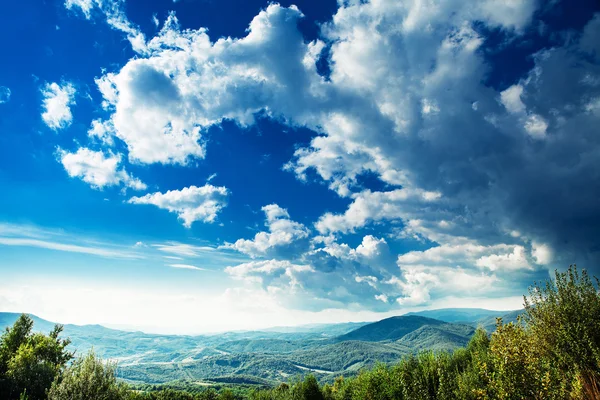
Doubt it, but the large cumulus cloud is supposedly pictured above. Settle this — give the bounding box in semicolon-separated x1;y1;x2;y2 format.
69;0;600;310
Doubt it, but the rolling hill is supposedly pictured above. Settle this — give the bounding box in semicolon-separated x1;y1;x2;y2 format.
0;309;519;385
337;315;447;342
407;308;523;327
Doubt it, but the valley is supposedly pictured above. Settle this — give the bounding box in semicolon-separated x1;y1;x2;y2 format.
0;308;519;386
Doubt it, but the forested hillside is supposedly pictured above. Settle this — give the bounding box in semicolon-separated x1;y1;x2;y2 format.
0;307;509;385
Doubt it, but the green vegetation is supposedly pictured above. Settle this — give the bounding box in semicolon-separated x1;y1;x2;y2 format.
113;319;477;384
0;314;72;400
48;351;129;400
249;265;600;399
0;265;598;399
0;309;496;384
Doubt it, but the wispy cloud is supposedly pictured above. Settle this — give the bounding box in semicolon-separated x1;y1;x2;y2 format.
0;237;142;259
154;242;252;266
168;264;207;271
0;86;11;104
128;185;229;227
153;242;216;257
58;147;146;190
41;81;76;130
0;223;142;259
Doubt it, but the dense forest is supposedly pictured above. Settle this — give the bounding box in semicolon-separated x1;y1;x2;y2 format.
1;265;599;400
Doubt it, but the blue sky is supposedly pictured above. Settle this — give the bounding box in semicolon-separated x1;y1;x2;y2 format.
0;0;599;334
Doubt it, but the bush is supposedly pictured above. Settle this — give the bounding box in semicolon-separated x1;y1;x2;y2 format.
0;314;72;400
524;265;600;397
47;351;129;400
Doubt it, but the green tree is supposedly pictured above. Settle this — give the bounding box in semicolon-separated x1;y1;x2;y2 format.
47;350;129;400
524;265;600;397
0;314;72;400
299;375;324;400
219;389;236;400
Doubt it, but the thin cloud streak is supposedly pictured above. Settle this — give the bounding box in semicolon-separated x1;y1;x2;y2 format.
168;263;207;271
0;237;143;259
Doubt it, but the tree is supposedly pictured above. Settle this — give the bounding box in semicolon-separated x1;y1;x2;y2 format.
0;314;72;400
299;375;324;400
47;350;129;400
219;389;236;400
523;265;600;397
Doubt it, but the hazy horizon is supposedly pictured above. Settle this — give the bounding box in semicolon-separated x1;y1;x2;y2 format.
0;305;522;336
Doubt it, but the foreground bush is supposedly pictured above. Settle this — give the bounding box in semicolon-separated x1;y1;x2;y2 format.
47;351;130;400
0;315;72;400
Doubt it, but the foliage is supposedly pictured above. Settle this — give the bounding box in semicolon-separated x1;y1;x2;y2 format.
524;264;600;397
0;314;72;400
47;351;129;400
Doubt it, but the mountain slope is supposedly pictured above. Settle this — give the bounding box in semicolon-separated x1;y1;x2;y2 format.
0;310;494;385
261;322;367;336
337;315;446;342
0;312;60;333
406;308;507;323
397;325;475;351
479;309;523;331
407;308;524;332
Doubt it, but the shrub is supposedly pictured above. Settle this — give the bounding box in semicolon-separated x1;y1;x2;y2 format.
47;351;129;400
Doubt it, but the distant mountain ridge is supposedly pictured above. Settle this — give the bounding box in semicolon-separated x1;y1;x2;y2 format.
0;308;522;385
338;315;447;342
405;308;518;323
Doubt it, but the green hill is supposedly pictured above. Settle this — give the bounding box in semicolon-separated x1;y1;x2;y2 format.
406;308;508;323
336;315;446;342
0;311;482;385
396;324;474;351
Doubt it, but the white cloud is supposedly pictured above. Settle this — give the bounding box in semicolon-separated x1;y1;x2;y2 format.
88;119;114;145
475;245;532;271
87;4;330;165
524;114;548;138
398;242;534;272
41;82;76;130
392;265;499;306
316;188;441;234
375;294;388;303
501;85;548;139
0;237;140;259
391;241;543;305
65;0;94;18
354;235;387;258
153;242;217;257
225;259;313;289
67;0;600;312
531;242;553;265
228;204;309;258
222;233;400;310
65;0;146;53
59;147;146;190
168;263;206;271
0;223;142;259
0;86;11;103
500;84;526;114
128;185;229;227
355;275;379;288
